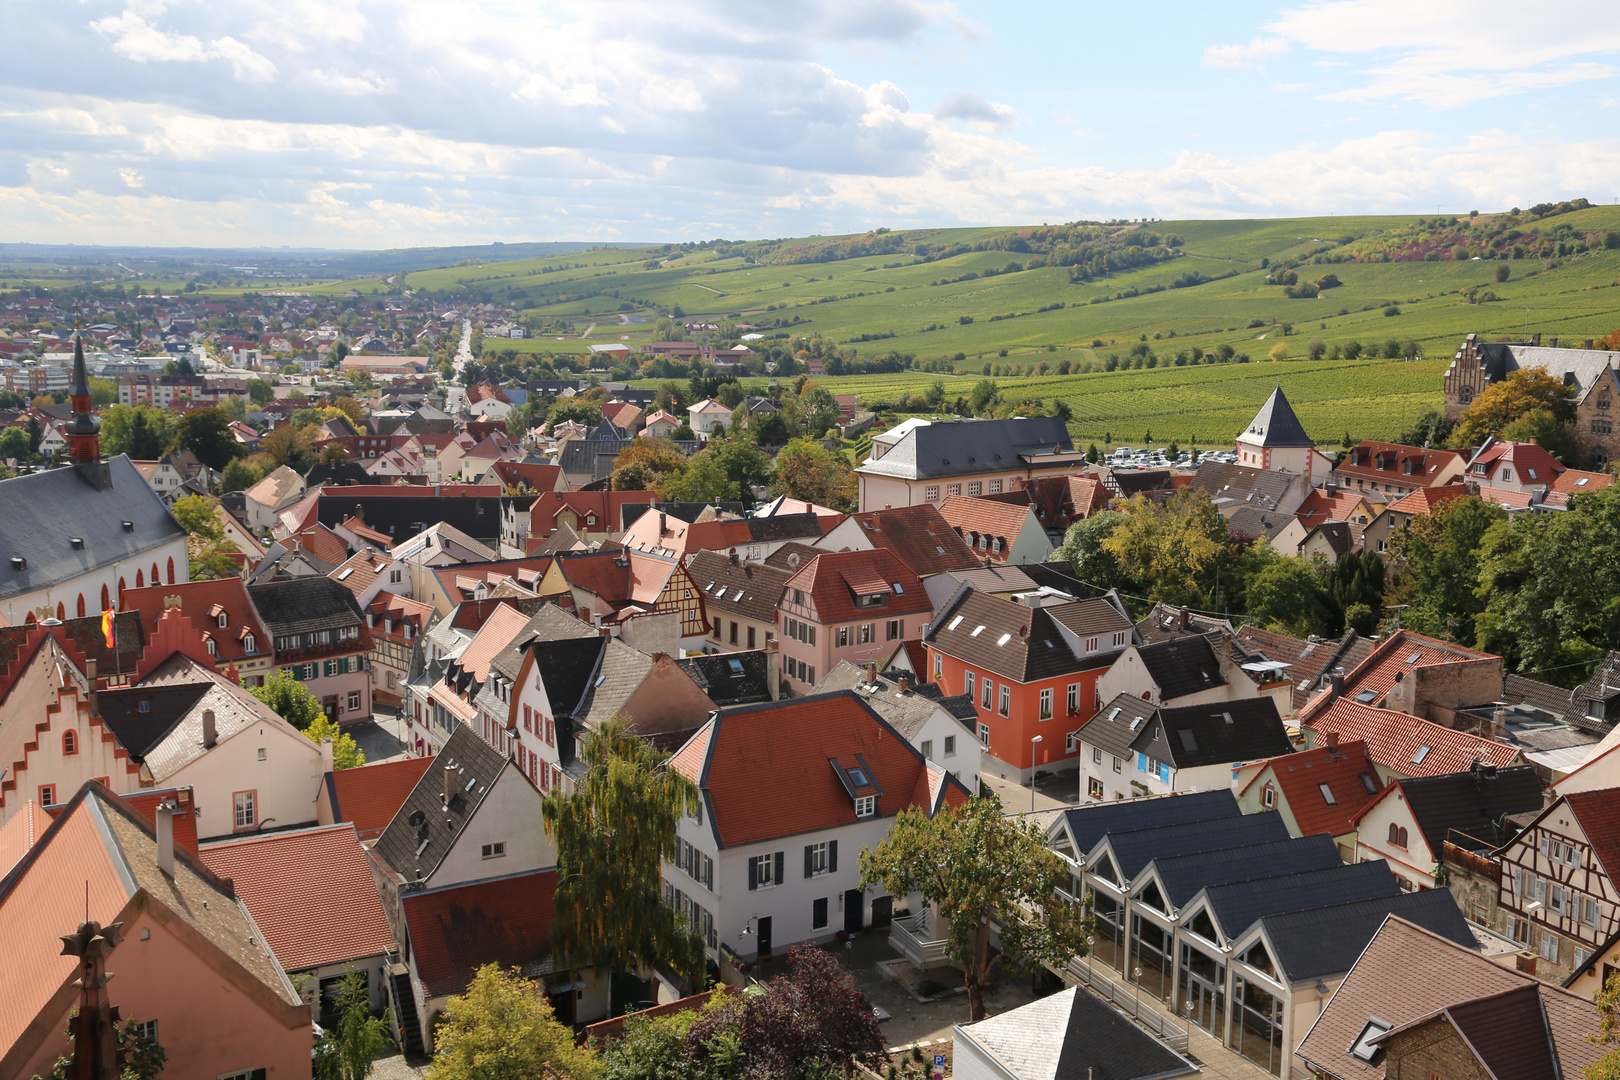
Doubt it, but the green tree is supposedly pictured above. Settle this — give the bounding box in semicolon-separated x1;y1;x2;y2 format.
262;425;315;472
771;437;858;512
1056;510;1125;587
313;970;391;1080
924;378;947;409
1387;495;1507;646
1085;443;1100;464
251;669;326;730
176;407;241;471
611;437;689;494
305;714;366;770
540;718;707;983
660;452;737;503
547;399;604;434
0;426;30;462
968;378;999;415
1102;490;1231;607
1452;368;1577;448
218;458;264;494
1501;407;1574;461
860;798;1091;1021
795;385;840;437
1244;553;1332;638
101;404;177;459
1268;342;1290;362
247;378;275;406
427;965;598;1080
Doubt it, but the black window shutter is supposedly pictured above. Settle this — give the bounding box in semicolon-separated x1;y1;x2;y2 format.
775;850;784;886
828;839;838;874
748;858;758;891
704;855;713;890
804;845;814;879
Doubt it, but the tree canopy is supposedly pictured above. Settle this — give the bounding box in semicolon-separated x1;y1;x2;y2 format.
177;407;242;471
770;438;857;513
1452;368;1577;449
250;669;326;730
427;965;598;1080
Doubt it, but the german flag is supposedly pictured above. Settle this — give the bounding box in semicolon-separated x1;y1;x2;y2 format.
101;608;115;649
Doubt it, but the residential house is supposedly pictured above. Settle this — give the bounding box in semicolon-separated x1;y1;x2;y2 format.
643;409;681;438
665;693;970;982
121;577;275;686
776;548;930;697
811;661;984;792
130;458;187;498
552;548;710;648
1295;629;1505;731
1094;635;1268;711
920;564;1042;611
814;503;979;581
1275;520;1358;563
1443;331;1620;468
688;550;792;654
1232;625;1371;715
242;464;306;532
1463;437;1567;493
1560;649;1620;737
675;650;778;709
981;473;1112;541
1303;698;1524;782
1077;694;1291;802
1233;739;1384;861
1352;762;1541;894
1187;460;1312;520
250;575;374;722
1358;485;1469;556
200;823;397;1023
391;521;499;567
1491;786;1620;984
688;397;734;434
365;592;433;704
1233;385;1335;484
937;494;1054;565
620;507;825;564
1331;441;1466;499
1287;488;1380;533
1296;915;1602;1080
0;783;311;1080
318;755;434;842
924;588;1135;783
953;985;1199;1080
855;416;1084;513
516;489;663;548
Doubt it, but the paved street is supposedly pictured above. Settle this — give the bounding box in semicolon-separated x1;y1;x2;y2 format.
351;704;409;765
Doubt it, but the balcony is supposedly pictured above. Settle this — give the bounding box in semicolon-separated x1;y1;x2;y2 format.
888;911;949;968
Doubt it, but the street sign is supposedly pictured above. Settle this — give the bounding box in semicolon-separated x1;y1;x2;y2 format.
932;1052;946;1080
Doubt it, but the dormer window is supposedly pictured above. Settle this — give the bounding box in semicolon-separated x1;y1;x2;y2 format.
243;634;255;652
854;794;875;818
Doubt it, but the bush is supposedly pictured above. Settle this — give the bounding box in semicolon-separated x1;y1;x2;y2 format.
1383;305;1402;317
1496;264;1511;282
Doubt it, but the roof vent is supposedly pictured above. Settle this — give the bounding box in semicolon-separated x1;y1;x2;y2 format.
122;520;134;531
69;537;84;550
10;556;23;570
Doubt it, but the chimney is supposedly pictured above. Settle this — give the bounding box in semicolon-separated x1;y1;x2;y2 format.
1550;337;1559;349
897;674;912;694
1531;332;1541;346
443;762;454;806
1179;606;1189;630
156;801;175;878
1325;730;1339;748
321;736;335;774
202;709;217;749
85;658;98;717
1493;707;1508;739
1329;669;1344;703
767;641;781;701
867;664;879;686
729;549;739;566
1586;339;1595;351
1516;950;1538;976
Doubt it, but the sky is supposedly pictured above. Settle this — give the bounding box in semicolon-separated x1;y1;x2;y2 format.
3;0;1620;248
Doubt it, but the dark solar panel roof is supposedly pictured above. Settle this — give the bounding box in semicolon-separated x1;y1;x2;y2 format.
1056;789;1241;860
1260;888;1475;982
1105;812;1290;883
1150;833;1343;909
1202;860;1399;944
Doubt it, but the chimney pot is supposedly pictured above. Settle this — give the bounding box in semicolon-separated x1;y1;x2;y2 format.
156;801;175;877
202;708;217;749
867;664;878;686
1493;707;1508;738
1329;673;1344;703
897;674;911;694
443;763;454;805
1325;730;1340;748
1587;340;1595;350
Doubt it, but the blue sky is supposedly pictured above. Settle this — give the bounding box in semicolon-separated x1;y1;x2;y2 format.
3;0;1618;247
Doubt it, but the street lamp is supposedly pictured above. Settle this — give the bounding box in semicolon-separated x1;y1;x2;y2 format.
1132;966;1142;1014
1029;735;1044;813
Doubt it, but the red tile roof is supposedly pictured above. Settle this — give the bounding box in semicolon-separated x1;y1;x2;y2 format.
489;460;563;493
1294;489;1374;525
1334;441;1464;488
938;495;1037;563
456;605;534;682
1551;469;1614;495
1385;485;1470;516
200;823;395;970
784;549;930;626
1304;699;1522;777
1469;440;1565;483
1237;740;1384;837
673;692;969;849
329;547;392;597
341;515;393;546
846;504;981;577
1304;630;1495;717
121;578;272;668
527;490;657;536
1476;485;1535;509
289;523;350;566
402;869;557;999
1560;788;1620;882
430;557;555;607
331;756;434;840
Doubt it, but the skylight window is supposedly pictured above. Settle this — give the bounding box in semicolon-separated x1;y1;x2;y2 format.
847;767;870;787
1360;772;1379;794
1355;689;1379;703
1319;783;1336;805
1178;730;1198;751
1107;708;1122;722
1406;652;1422;665
1349;1019;1392;1063
1578;477;1591;487
1411;746;1431;765
996;633;1012;646
971;625;986;637
1128;715;1143;730
948;615;964;630
892;582;904;594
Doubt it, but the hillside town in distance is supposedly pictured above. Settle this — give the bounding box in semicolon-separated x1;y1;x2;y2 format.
7;284;1620;1080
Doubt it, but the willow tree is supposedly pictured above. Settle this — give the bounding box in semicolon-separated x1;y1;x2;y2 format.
860;797;1092;1021
540;716;707;984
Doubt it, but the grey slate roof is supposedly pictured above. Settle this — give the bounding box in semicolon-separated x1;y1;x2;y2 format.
97;682;214;760
248;576;365;636
676;651;773;707
486;605;598;683
810;661;976;740
1104;812;1290;883
573;639;654;726
1473;341;1620;405
1134;635;1227;700
1053;789;1242;860
688;552;792;624
0;454;186;603
958;985;1198;1080
856;416;1073;480
1149;833;1343;910
371;724;514;885
1133;696;1292;770
1257;888;1475;983
1241;385;1315;448
1199;860;1399;944
1188;460;1302;513
1225;505;1293;541
1562;651;1620;733
1397;764;1543;855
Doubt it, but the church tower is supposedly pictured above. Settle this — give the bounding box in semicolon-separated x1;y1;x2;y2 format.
66;332;112;489
1235;385;1332;484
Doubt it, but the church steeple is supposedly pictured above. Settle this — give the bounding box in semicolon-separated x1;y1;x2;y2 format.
65;330;101;465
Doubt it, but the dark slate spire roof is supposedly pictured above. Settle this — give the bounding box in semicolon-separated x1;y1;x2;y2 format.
1241;385;1314;448
68;332;100;440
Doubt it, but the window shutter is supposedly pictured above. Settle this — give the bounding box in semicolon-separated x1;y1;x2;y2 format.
828;839;838;874
704;855;713;890
805;845;814;879
775;850;784;886
748;858;758;891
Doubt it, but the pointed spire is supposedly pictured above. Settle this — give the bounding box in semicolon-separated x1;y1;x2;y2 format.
71;328;91;401
66;327;103;467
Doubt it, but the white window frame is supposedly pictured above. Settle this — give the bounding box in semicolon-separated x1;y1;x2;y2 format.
233;790;256;830
809;841;829;875
854;794;876;818
978;723;990;747
998;684;1010;717
753;853;776;889
481;842;506;859
1540;931;1560;962
1039;688;1053;720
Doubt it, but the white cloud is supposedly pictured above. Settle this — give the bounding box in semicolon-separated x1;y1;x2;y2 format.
1202;37;1291;70
89;10;277;82
932;91;1016;129
1265;0;1620;107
